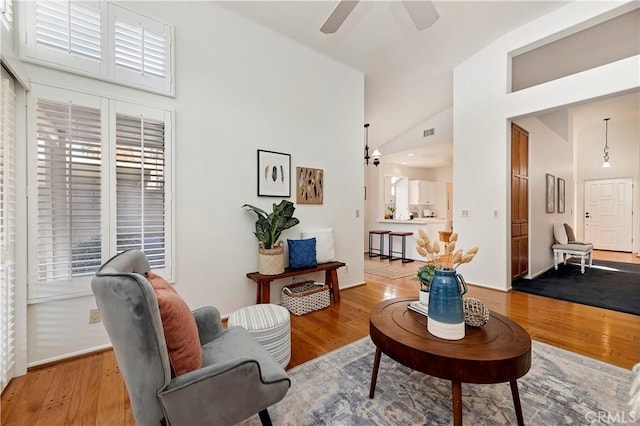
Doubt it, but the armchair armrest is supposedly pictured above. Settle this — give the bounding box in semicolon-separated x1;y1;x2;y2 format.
158;357;290;425
192;306;224;345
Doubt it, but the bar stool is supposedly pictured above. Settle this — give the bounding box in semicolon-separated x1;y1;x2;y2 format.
368;230;391;259
388;231;414;263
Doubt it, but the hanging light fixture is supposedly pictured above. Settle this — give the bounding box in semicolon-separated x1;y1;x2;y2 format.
602;118;611;168
364;123;381;166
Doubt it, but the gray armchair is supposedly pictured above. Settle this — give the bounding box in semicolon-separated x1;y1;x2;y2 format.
91;250;290;426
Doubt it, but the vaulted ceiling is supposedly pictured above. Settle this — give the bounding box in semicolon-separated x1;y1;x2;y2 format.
218;1;569;149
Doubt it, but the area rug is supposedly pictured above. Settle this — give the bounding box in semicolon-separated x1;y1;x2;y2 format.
512;260;640;315
241;337;636;425
364;260;417;279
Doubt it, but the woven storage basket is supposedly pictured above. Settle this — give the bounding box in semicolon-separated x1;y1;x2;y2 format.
258;241;285;275
281;280;330;315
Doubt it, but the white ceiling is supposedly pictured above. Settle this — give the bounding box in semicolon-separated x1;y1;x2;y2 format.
217;1;636;168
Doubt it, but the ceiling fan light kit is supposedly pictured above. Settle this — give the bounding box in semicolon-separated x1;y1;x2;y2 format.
320;0;439;34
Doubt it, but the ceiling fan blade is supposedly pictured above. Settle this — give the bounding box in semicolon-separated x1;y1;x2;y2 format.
320;0;360;34
402;0;439;31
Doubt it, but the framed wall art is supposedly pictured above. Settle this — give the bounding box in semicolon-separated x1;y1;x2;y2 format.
546;173;555;213
257;150;291;197
296;167;324;204
557;177;565;214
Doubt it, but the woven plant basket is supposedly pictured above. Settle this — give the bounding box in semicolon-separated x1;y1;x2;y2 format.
281;280;330;315
258;241;285;275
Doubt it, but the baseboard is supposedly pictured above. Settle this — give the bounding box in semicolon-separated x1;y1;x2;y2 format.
527;265;555;280
27;343;113;369
340;281;366;290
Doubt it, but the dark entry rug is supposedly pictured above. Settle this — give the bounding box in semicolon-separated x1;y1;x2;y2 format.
512;260;640;315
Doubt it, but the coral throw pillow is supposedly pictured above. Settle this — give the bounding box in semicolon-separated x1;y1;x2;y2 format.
145;271;202;376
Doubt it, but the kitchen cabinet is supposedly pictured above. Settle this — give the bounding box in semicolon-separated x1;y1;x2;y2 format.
409;180;437;205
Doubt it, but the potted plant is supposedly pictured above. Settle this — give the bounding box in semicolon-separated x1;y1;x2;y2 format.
243;200;300;275
416;264;436;305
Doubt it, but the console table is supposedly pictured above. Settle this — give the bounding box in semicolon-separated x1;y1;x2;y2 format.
246;261;346;304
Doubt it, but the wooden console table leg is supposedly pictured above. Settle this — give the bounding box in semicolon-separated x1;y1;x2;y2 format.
510;379;524;426
452;381;462;426
369;347;382;399
257;281;271;304
325;269;340;303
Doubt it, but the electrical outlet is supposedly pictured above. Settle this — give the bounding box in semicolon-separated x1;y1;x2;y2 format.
89;309;101;324
461;210;469;217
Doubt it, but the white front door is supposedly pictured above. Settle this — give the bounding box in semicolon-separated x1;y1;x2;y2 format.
584;178;633;251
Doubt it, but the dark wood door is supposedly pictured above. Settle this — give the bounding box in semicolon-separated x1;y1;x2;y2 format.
511;124;529;280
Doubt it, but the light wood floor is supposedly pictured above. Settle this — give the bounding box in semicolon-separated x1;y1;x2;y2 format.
2;250;639;425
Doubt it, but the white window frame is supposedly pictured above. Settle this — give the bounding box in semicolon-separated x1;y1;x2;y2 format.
20;1;174;96
22;0;109;76
109;3;173;94
109;100;173;279
27;84;109;301
27;83;174;302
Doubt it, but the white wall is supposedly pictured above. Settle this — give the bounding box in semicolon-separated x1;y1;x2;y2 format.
26;1;364;365
453;1;639;290
514;117;573;277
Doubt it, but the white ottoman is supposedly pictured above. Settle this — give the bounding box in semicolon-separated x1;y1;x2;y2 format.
228;304;291;368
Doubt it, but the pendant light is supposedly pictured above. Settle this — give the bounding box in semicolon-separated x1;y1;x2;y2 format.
364;123;381;166
602;118;611;168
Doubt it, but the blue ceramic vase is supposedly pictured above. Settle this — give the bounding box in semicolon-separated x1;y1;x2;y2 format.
427;268;467;340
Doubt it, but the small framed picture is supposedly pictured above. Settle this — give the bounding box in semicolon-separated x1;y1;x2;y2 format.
296;167;324;204
257;150;291;197
557;178;565;214
546;173;555;213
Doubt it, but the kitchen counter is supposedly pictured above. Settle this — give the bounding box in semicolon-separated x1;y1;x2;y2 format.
378;218;446;224
372;219;447;261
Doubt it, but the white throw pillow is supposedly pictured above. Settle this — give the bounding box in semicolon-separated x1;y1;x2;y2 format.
301;228;335;263
553;223;568;244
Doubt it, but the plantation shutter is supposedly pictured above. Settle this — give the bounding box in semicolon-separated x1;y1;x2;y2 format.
116;113;166;269
0;66;17;392
0;0;14;33
25;0;105;75
110;3;171;93
35;98;102;286
35;0;101;61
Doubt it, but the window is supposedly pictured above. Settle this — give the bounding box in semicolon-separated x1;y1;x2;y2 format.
115;105;167;269
35;98;103;283
21;1;173;96
28;85;173;301
24;0;107;75
0;66;17;392
0;0;14;33
110;4;172;93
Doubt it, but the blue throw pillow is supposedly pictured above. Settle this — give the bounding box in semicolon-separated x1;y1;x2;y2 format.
288;238;317;269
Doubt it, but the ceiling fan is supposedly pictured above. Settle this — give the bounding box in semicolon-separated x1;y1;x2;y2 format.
320;0;439;34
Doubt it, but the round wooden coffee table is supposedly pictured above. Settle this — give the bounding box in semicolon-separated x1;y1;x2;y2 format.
369;297;531;426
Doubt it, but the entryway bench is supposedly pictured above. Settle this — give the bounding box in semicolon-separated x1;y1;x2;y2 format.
246;261;346;304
